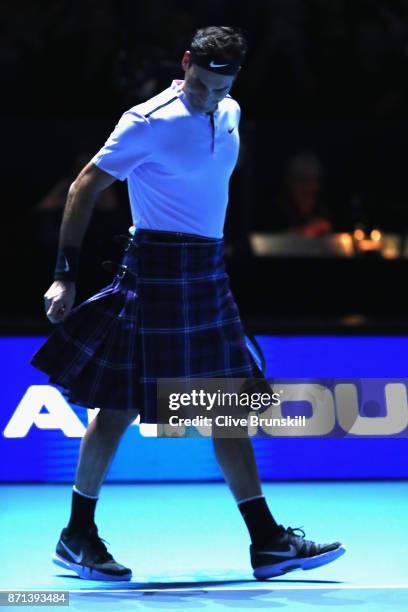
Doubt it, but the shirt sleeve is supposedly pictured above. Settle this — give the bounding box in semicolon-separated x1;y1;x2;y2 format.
90;110;152;181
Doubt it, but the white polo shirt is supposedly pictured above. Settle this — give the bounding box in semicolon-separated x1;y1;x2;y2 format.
91;80;241;238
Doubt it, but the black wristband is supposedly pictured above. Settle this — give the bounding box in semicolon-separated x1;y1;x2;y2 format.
54;246;80;281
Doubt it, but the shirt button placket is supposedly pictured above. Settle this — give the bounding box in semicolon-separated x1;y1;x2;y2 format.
210;112;216;154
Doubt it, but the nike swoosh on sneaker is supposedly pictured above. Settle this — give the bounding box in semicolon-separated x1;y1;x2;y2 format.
259;544;298;558
60;539;84;563
210;61;229;68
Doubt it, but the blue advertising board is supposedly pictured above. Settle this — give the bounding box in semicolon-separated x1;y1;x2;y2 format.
1;336;407;481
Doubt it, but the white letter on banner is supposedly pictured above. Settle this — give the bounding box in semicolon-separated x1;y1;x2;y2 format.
251;384;335;437
3;385;86;438
335;383;408;435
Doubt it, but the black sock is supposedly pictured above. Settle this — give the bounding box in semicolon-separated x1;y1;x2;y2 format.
238;496;281;546
66;488;98;534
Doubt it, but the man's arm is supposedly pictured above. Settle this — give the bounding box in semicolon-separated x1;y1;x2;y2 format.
59;162;116;247
44;162;116;324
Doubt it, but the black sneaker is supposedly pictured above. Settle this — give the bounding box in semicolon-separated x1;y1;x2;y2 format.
251;525;346;580
52;525;132;581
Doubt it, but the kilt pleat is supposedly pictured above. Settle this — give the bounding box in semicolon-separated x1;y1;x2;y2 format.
31;230;263;423
32;282;142;411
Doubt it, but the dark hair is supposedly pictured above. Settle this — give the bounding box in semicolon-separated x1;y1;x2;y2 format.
190;26;247;66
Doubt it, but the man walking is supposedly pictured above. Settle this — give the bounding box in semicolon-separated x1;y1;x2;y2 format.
32;26;345;581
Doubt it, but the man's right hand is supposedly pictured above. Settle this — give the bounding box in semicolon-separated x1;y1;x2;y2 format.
44;280;76;324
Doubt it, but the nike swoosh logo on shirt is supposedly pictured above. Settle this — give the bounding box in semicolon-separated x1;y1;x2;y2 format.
210;61;229;68
228;127;235;134
60;539;84;563
259;544;298;558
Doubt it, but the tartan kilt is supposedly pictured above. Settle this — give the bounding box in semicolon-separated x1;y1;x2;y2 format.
31;229;264;423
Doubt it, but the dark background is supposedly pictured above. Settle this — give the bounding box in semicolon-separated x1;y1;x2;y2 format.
3;0;408;330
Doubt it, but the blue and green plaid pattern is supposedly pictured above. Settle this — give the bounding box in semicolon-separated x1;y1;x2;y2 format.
31;230;261;423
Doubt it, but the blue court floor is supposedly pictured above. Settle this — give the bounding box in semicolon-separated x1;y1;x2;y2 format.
0;481;407;611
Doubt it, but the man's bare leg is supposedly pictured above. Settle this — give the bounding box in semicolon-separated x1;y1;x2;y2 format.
65;408;139;535
212;435;281;545
212;436;262;501
55;408;136;581
74;408;139;497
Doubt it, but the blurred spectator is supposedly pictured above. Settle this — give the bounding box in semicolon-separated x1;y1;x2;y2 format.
272;152;333;236
31;152;129;297
33;152;122;249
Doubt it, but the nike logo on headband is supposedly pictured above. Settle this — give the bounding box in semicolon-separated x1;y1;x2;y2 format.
209;61;229;68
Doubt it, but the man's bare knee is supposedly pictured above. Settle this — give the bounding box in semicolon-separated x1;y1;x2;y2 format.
95;408;139;431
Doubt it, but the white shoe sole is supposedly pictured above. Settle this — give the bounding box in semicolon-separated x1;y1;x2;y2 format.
253;545;346;580
52;553;132;581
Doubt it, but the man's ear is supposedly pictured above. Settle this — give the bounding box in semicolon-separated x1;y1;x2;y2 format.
181;50;191;72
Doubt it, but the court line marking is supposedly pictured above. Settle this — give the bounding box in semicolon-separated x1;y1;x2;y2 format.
2;585;408;592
